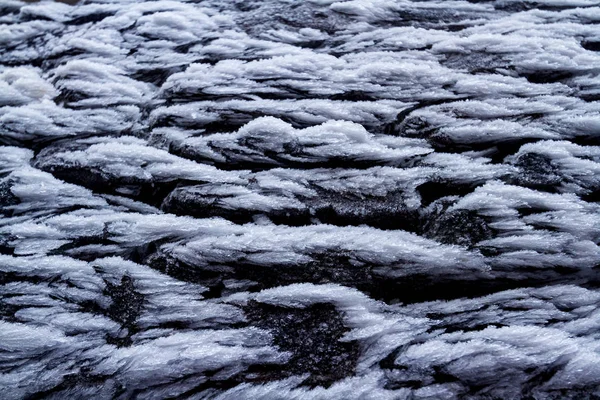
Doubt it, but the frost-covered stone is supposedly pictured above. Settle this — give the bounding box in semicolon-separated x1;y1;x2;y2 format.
2;0;600;398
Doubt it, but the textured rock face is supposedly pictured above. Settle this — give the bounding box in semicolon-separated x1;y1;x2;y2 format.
1;0;600;398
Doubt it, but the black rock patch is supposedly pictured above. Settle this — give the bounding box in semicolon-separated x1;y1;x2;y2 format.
245;301;360;387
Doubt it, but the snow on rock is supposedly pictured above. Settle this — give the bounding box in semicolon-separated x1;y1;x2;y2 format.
2;0;600;398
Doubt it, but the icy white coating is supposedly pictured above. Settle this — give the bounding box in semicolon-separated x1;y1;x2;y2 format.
2;0;600;398
152;116;433;167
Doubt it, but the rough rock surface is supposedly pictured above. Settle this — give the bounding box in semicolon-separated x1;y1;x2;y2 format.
2;0;600;398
